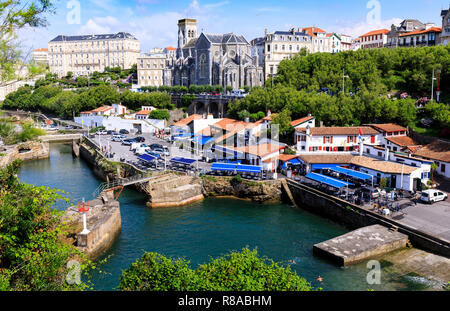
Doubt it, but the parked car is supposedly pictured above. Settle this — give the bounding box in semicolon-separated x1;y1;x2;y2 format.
135;146;150;155
96;130;108;135
211;91;220;96
420;190;448;204
134;137;146;143
107;130;116;135
149;143;164;150
121;139;135;146
119;129;130;135
358;187;386;199
65;125;75;130
112;134;124;142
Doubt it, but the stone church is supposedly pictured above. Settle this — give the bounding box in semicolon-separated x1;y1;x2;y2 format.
173;19;264;89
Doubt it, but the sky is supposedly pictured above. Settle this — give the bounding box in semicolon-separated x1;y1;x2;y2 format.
17;0;450;55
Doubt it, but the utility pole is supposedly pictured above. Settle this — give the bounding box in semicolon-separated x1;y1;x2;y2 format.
431;68;437;101
342;69;349;95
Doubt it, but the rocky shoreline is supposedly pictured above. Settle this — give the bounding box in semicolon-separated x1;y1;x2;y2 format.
0;140;50;168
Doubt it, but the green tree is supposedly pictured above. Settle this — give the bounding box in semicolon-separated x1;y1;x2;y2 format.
0;160;89;290
118;248;312;291
149;109;170;120
0;0;55;82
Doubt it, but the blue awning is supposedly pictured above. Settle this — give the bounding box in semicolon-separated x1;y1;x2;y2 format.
305;173;352;189
211;163;237;171
138;154;157;163
236;165;262;174
330;167;374;181
192;135;216;145
312;164;345;170
170;157;196;165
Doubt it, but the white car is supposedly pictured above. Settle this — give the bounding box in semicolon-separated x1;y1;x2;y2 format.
420;190;448;204
96;130;108;135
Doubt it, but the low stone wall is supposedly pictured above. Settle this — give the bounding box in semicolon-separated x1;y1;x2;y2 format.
147;175;204;208
64;191;121;260
286;179;450;258
202;176;282;203
313;225;409;266
0;141;50;168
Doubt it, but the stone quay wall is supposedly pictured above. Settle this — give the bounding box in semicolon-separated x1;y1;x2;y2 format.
286;179;450;259
64;191;121;260
0;141;50;168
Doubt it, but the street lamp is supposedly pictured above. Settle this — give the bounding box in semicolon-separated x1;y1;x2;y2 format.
342;69;349;95
431;68;437;101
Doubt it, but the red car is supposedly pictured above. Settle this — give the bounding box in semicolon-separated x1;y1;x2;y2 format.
211;92;220;96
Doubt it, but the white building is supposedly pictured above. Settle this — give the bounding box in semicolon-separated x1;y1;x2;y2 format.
368;124;409;147
295;126;382;153
414;140;450;179
74;115;165;133
32;48;49;65
359;29;389;49
48;32;140;78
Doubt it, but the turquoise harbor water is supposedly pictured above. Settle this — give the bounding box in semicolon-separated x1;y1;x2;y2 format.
17;143;427;291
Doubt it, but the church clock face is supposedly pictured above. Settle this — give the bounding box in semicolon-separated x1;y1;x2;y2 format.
229;50;236;58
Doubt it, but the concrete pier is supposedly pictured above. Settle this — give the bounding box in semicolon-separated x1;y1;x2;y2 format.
313;225;409;266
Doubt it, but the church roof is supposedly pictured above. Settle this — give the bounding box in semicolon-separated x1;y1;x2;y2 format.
202;33;249;45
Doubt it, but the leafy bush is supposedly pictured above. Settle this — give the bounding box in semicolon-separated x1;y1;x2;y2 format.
0;160;89;290
231;174;243;184
118;248;312;291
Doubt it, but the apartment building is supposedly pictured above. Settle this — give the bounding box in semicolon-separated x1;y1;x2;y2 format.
397;26;442;47
137;52;171;87
295;126;382;153
32;48;49;65
251;29;312;80
359;29;389;49
441;7;450;45
301;27;330;53
48;32;140;78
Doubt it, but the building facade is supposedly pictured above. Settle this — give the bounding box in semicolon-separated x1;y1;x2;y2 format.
173;18;264;89
251;29;312;80
32;48;49;65
386;19;426;48
137;53;171;87
48;32;140;78
359;29;389;49
397;27;441;47
441;7;450;45
295;126;382;153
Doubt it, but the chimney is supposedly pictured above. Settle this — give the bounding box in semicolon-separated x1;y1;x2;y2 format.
306;125;311;136
267;110;271;117
320;121;324;127
245;117;250;123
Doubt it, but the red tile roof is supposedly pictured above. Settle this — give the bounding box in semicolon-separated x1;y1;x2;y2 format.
34;48;48;52
92;106;113;113
291;116;314;127
136;110;152;115
302;27;326;37
399;27;442;37
360;29;389;37
413;141;450;163
232;144;285;158
166;47;177;51
296;126;379;136
278;154;300;162
173;114;203;127
385;136;419;147
370;124;408;133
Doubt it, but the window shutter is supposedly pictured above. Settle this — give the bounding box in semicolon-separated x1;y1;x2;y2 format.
323;136;326;144
331;136;333;144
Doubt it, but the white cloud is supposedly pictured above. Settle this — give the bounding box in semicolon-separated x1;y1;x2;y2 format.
335;18;403;38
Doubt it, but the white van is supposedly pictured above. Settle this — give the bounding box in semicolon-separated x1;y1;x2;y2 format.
131;142;144;151
420;190;448;204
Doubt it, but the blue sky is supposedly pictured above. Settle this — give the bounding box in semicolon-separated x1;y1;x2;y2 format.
18;0;450;54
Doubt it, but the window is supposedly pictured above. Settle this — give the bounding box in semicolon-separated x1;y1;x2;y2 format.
442;164;446;173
